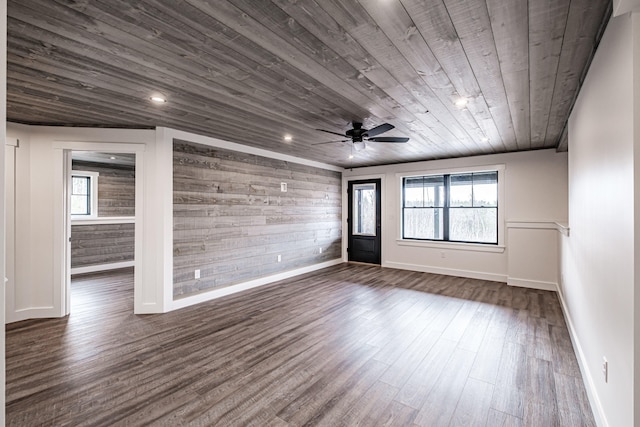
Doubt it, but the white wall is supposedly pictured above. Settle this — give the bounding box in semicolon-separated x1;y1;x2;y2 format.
5;124;166;320
343;149;568;288
562;12;637;427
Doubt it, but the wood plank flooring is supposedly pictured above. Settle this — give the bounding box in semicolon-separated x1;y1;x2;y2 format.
6;264;596;426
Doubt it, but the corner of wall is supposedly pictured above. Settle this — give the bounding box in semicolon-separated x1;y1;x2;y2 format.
555;261;609;426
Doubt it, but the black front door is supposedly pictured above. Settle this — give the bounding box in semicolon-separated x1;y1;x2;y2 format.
347;179;381;264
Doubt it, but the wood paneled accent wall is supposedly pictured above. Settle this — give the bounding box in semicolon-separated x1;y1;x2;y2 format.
71;160;135;269
173;140;342;298
71;223;134;268
72;160;135;217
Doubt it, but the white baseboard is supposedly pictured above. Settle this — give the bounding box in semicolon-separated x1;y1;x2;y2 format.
135;302;164;315
6;306;59;324
170;258;344;311
382;261;507;283
556;289;608;427
507;277;558;292
71;261;135;275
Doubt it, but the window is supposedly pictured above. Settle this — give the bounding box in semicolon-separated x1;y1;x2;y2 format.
352;183;377;236
402;171;498;244
71;171;99;218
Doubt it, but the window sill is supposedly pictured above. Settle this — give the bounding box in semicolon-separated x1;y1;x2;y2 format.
71;216;135;225
396;239;505;253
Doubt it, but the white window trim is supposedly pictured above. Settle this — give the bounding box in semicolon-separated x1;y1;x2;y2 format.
70;170;99;220
396;164;506;250
71;216;135;226
396;238;505;253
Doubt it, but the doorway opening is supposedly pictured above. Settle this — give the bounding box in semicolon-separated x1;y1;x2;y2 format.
67;151;136;313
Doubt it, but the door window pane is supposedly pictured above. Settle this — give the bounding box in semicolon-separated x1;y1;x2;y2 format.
353;183;376;235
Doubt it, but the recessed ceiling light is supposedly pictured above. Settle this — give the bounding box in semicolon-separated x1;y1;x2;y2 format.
284;135;292;142
348;154;354;159
481;137;490;143
150;95;167;103
109;156;116;160
454;97;468;108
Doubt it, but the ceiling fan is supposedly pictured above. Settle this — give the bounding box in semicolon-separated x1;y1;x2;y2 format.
314;122;409;150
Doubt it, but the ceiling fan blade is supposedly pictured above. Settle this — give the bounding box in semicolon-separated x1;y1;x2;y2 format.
367;136;409;143
365;123;394;137
312;139;349;145
316;128;347;137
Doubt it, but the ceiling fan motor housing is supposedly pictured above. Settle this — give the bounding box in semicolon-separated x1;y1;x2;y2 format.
346;129;365;142
347;122;366;142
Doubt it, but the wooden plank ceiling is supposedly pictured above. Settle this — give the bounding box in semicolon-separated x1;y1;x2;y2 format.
7;0;611;168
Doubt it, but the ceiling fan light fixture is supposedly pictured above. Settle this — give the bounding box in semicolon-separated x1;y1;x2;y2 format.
353;141;366;151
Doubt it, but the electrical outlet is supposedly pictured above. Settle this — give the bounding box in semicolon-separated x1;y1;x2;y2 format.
319;247;323;254
277;254;282;263
194;269;200;279
441;251;446;258
602;357;608;383
280;183;287;192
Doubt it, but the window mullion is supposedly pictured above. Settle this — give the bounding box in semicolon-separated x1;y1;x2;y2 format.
433;178;439;239
471;173;475;207
443;174;450;241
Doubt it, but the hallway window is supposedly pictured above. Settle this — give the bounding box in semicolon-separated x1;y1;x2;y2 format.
71;171;99;218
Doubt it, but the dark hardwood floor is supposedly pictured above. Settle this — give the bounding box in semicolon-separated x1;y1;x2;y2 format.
6;264;595;426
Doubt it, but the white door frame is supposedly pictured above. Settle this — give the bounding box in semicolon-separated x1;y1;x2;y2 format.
56;142;145;315
5;139;18;321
